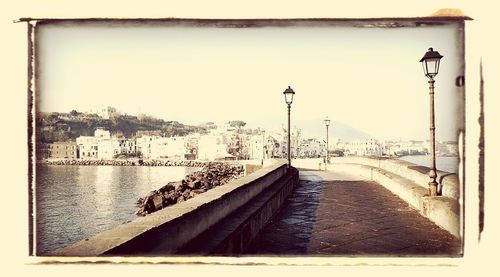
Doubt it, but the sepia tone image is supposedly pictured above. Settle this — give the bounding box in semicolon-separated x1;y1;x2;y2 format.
27;10;468;258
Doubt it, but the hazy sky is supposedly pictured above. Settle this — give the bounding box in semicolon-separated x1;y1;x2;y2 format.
36;22;462;141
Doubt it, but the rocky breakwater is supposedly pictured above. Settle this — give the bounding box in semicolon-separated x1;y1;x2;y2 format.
135;162;244;216
45;159;138;166
139;160;208;167
45;159;210;167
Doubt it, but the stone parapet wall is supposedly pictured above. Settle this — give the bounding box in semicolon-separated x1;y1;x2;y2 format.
330;163;460;238
49;161;293;256
329;156;459;200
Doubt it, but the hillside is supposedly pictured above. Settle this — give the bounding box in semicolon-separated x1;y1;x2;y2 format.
36;111;207;143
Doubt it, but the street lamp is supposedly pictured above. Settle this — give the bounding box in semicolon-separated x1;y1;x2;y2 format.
283;86;295;167
324;117;331;165
420;47;443;196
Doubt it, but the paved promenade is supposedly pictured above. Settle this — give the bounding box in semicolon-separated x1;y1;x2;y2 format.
245;169;461;256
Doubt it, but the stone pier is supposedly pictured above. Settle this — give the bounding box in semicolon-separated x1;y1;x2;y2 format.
245;169;461;256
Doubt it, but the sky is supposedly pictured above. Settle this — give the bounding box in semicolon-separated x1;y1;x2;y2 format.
36;21;462;141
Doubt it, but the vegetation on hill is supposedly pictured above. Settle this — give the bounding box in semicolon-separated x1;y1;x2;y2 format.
36;111;208;143
228;120;246;129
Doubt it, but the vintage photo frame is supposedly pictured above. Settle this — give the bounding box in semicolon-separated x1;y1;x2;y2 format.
18;9;481;267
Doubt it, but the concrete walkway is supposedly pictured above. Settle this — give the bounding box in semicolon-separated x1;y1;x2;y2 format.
244;169;461;256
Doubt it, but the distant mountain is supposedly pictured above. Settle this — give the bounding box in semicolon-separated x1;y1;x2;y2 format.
293;119;373;142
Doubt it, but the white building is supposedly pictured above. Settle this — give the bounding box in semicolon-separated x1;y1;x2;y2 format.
299;138;326;158
437;141;458;156
76;136;100;159
136;135;159;159
119;138;136;155
135;135;191;160
150;137;187;160
265;132;282;158
198;134;233;161
94;128;111;139
88;106;117;119
96;137;136;159
248;134;265;160
384;140;428;156
97;138;121;159
276;127;301;158
76;129;110;159
341;139;382;156
185;134;200;159
76;128;134;159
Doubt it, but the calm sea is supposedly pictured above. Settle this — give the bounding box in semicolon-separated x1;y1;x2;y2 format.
397;155;459;173
35;165;200;254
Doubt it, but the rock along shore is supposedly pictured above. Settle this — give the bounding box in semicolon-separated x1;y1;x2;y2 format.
44;159;212;167
135;162;244;216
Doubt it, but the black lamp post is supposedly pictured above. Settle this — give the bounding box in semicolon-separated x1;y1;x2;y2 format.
283;86;295;167
324;117;331;165
420;47;443;196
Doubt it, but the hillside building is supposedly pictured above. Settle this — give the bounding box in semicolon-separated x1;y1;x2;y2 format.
48;141;79;159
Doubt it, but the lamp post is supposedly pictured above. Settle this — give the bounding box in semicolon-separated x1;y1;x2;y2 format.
324;117;331;165
283;86;295;167
420;47;443;197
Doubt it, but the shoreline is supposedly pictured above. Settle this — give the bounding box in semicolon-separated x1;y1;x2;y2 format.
397;154;459;158
40;159;227;167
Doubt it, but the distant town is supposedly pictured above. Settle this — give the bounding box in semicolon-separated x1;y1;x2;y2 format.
37;105;459;161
